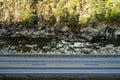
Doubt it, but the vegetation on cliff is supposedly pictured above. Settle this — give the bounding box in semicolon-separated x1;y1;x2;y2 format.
0;0;120;28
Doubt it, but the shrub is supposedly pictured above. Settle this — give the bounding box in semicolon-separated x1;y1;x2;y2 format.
0;0;120;28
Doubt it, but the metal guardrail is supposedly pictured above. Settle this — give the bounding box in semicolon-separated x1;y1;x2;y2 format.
0;55;120;78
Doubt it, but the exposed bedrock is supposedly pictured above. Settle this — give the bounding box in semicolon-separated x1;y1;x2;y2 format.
0;22;120;42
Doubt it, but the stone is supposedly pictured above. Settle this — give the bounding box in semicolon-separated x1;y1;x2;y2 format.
98;26;116;39
27;28;35;35
60;26;69;32
0;40;6;45
105;44;114;48
61;40;70;45
30;34;39;38
54;23;67;29
0;29;3;35
62;35;71;41
50;27;55;31
87;28;99;37
56;43;64;48
6;31;12;36
32;31;41;35
40;30;45;34
115;28;120;38
68;34;73;40
50;40;57;47
7;25;16;31
45;32;55;37
16;25;23;30
81;32;93;41
80;28;99;41
83;48;92;54
73;42;82;48
25;44;37;48
82;27;99;34
14;31;21;37
78;38;87;42
43;46;51;50
11;34;16;37
99;27;106;36
19;30;28;36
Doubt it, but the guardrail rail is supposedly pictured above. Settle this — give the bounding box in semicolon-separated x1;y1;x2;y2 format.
0;55;120;78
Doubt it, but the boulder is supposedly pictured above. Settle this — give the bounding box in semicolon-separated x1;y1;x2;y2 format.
44;32;55;38
27;28;35;35
81;32;93;41
0;29;7;36
32;31;41;35
54;23;69;32
115;28;120;38
21;30;28;35
99;26;116;39
16;25;23;30
87;28;99;37
60;26;69;32
0;29;3;36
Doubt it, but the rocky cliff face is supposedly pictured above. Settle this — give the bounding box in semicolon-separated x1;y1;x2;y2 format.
0;0;120;41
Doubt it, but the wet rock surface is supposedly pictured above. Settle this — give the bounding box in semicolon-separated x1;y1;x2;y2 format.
0;37;120;55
